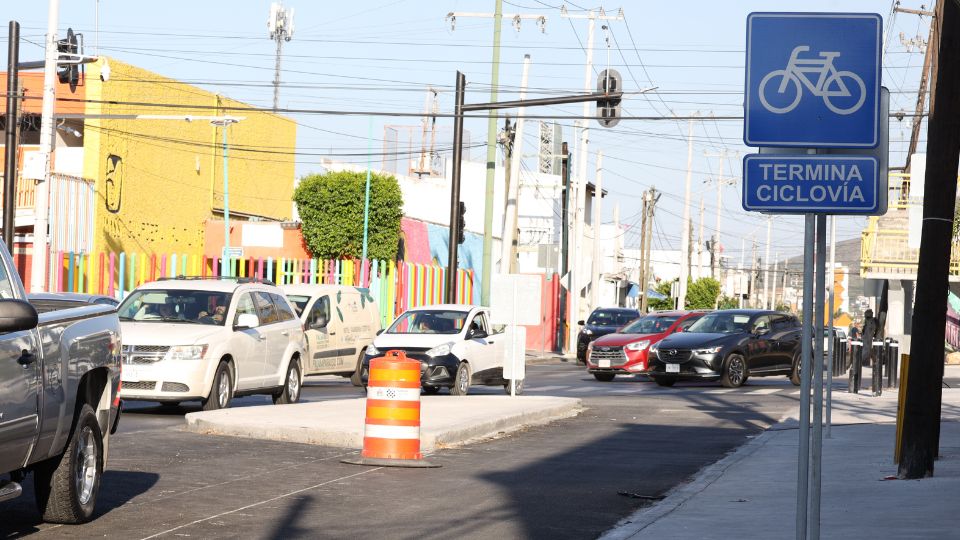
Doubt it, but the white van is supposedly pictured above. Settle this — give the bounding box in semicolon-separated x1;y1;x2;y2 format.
282;284;381;385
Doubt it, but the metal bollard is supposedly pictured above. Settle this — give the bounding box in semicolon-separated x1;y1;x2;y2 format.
848;340;863;393
839;337;848;373
887;339;899;388
872;340;885;396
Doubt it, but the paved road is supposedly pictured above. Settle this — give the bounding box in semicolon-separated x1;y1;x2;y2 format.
2;361;809;539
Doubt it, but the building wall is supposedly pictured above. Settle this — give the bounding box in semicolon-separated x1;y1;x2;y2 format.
82;58;296;257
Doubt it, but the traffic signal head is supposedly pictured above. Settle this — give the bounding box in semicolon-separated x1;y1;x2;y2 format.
596;69;622;128
456;201;466;244
56;28;80;92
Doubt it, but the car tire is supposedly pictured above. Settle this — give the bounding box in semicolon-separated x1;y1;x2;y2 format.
273;358;302;405
790;353;802;386
504;379;525;395
653;377;676;387
450;362;471;396
593;372;616;382
350;353;365;387
202;361;233;411
422;385;441;395
721;354;748;388
34;404;103;524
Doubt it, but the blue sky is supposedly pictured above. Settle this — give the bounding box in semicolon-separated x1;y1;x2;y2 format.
5;0;930;263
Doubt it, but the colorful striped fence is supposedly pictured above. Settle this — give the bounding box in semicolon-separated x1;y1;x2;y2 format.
47;251;475;327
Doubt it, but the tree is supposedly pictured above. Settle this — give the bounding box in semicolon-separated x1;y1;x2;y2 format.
718;295;739;309
648;280;675;311
686;277;721;309
293;170;403;260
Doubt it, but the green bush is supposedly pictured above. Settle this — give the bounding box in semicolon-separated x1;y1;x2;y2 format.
686;277;721;309
718;295;740;309
293;170;403;260
648;280;676;311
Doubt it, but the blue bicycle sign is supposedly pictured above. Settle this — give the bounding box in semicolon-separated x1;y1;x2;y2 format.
744;13;882;148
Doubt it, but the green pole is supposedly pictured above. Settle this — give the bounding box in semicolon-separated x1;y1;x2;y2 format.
361;116;372;282
480;0;503;307
222;124;231;278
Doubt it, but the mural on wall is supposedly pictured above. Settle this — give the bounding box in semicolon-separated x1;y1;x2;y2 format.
400;217;482;304
104;154;123;214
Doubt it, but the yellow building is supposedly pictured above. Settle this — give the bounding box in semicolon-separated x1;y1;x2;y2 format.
81;58;296;256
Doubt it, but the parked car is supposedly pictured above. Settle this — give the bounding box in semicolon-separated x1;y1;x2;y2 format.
282;283;381;385
360;304;516;395
585;310;707;381
116;277;306;409
0;242;122;523
576;307;641;361
28;292;120;312
647;309;803;388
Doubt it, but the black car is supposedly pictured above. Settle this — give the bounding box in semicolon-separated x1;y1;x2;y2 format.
646;309;802;388
576;307;641;362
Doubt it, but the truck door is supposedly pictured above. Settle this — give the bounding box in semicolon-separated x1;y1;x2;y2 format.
304;295;340;375
0;326;40;473
230;292;267;389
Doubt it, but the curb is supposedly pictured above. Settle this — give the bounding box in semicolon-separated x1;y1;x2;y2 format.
430;400;582;448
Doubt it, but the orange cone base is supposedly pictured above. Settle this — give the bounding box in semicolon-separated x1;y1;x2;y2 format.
341;455;441;468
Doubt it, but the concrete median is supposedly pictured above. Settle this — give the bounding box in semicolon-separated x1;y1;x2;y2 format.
183;395;582;451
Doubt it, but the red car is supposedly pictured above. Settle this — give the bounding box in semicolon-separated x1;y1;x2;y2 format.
586;310;708;381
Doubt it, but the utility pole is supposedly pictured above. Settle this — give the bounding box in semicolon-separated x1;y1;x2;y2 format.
897;2;938;171
677;116;697;309
562;5;623;351
446;6;546;306
749;239;757;308
641;188;658;313
638;191;649;311
771;253;779;310
697;195;705;281
501;54;531;275
899;0;957;480
30;0;60;293
3;21;20;252
559;141;570;352
764;216;772;309
704;149;736;280
267;2;294;112
591;151;603;311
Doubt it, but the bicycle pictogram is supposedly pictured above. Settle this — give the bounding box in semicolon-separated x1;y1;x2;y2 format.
758;45;867;115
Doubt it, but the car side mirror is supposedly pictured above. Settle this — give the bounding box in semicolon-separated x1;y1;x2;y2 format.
468;328;488;340
0;299;38;333
577;320;585;326
234;313;259;330
376;329;384;336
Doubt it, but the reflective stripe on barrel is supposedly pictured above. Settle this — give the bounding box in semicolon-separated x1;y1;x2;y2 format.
362;350;424;461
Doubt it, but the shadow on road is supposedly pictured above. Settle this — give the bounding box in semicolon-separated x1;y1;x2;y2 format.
0;470;159;538
266;494;315;540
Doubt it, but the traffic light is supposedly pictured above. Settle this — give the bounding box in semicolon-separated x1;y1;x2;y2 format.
596;69;622;128
456;201;466;245
56;28;80;92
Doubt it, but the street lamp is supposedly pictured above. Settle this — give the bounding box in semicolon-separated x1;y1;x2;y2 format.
210;116;242;277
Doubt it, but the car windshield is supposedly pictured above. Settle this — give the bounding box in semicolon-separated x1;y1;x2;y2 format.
621;315;679;334
687;313;752;334
386;309;468;335
587;310;638;326
118;289;232;325
286;294;310;317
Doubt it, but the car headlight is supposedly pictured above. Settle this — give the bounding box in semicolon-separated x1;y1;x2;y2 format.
164;345;207;361
626;340;651;351
582;328;594;336
366;344;381;356
426;342;454;357
694;346;723;355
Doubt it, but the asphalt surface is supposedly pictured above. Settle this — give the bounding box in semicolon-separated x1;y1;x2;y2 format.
2;362;806;539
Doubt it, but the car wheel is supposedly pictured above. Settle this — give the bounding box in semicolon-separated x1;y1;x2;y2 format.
593;372;616;382
721;354;748;388
450;362;471;396
34;404;103;524
202;361;233;411
422;385;441;395
273;358;302;405
790;353;802;386
653;377;676;387
504;379;525;395
350;353;365;387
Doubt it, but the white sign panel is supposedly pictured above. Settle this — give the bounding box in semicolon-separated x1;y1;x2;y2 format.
502;326;526;382
490;274;542;326
242;222;284;248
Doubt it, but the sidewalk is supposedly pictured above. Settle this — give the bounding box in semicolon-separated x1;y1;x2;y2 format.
604;382;960;539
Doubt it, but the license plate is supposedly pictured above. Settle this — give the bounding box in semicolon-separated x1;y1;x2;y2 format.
666;363;680;373
122;367;141;382
599;359;611;368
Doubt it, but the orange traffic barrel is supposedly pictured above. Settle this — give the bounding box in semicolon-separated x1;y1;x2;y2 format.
343;350;439;468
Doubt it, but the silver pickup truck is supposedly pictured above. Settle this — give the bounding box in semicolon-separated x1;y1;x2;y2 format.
0;242;122;524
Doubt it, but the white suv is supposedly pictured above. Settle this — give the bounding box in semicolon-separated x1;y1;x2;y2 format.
117;277;306;410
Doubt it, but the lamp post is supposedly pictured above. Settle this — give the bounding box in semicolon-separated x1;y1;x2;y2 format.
210;116;241;277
